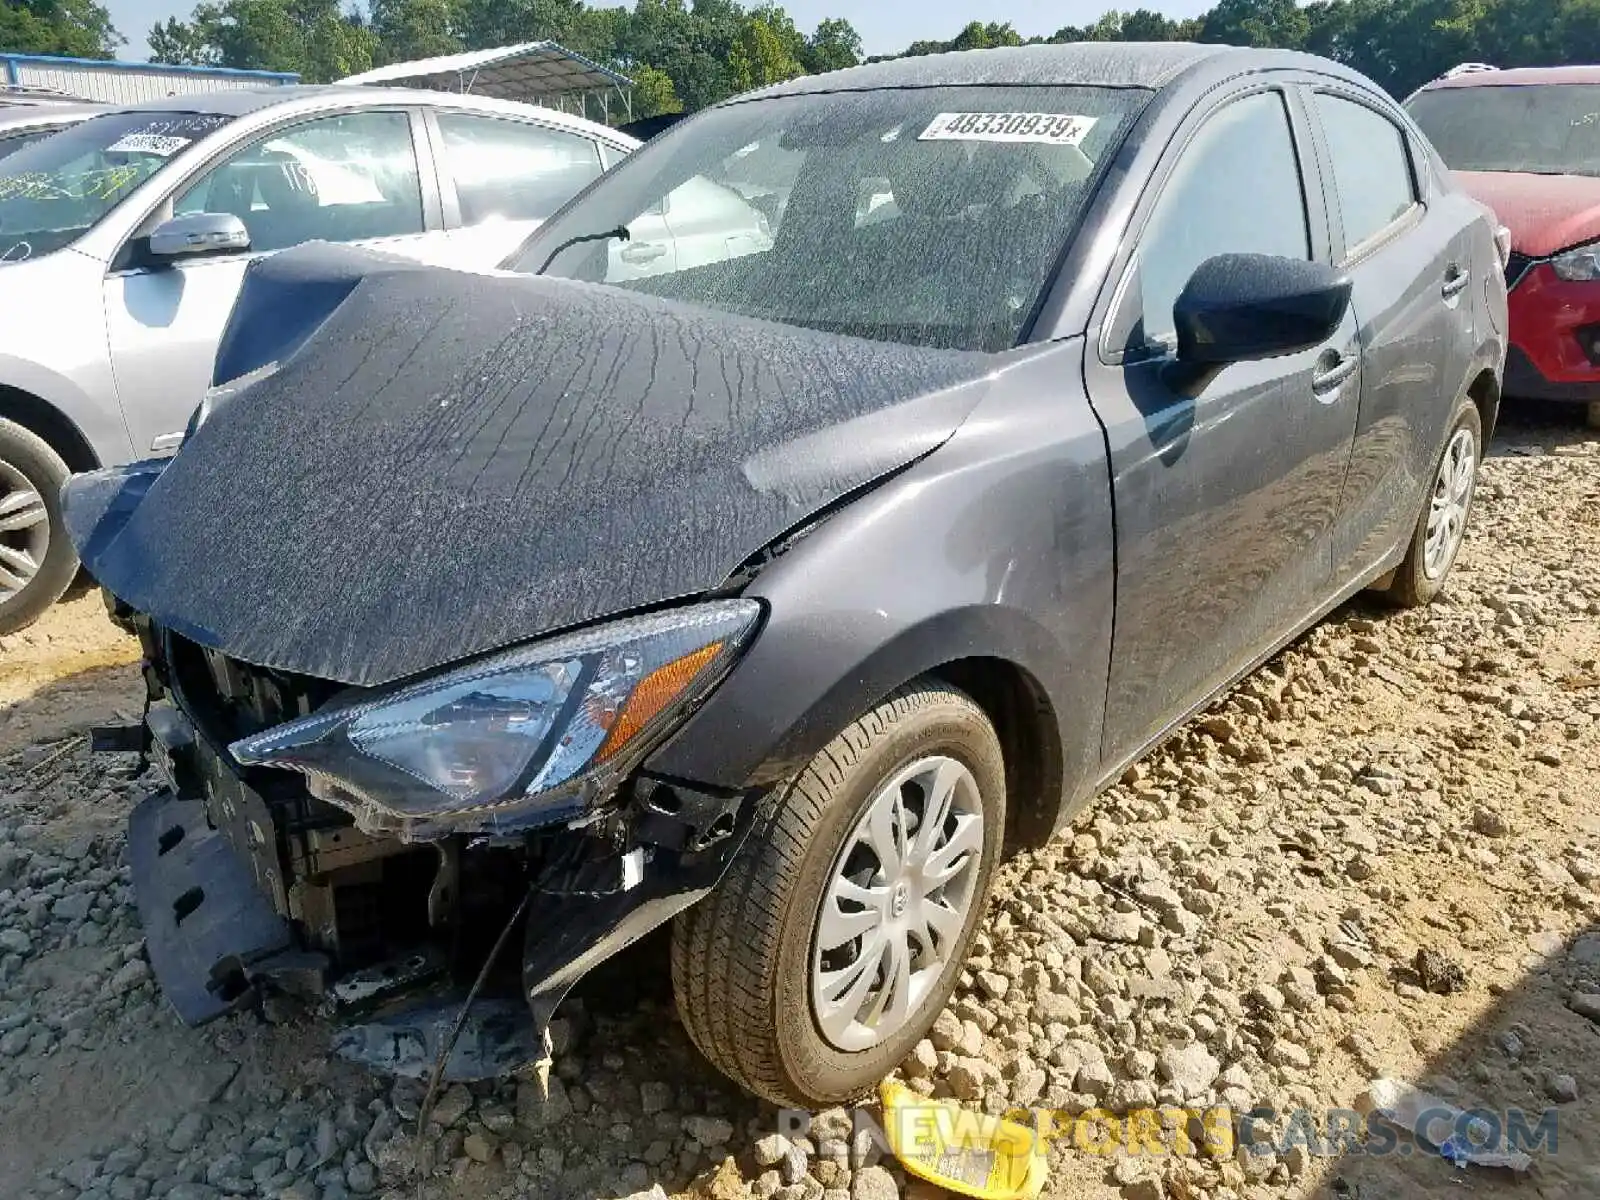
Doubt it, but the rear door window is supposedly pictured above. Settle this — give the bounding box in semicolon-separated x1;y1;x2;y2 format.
1311;93;1418;255
436;113;603;224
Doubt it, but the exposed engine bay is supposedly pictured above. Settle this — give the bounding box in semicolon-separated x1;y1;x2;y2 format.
102;602;756;1082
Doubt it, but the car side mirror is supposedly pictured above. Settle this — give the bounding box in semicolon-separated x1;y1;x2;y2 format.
1173;253;1351;365
147;212;251;261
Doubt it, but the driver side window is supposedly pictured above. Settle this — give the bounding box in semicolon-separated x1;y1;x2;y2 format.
172;110;424;254
1127;91;1310;351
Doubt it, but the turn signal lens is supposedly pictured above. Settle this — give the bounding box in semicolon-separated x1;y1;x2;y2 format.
597;641;724;762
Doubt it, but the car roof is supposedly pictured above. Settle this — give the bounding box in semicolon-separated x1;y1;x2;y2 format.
1420;64;1600;89
740;42;1368;101
0;102;104;128
105;83;637;144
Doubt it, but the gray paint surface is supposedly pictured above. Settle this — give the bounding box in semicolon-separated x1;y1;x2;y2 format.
70;247;996;686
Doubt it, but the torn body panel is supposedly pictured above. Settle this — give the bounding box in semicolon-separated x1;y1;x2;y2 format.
333;797;755;1081
119;617;757;1082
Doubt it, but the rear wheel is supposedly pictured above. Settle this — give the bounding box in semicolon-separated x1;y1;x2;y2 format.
1384;398;1480;609
0;417;77;636
671;682;1006;1107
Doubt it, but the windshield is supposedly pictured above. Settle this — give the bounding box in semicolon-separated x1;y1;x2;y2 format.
512;85;1147;351
1407;84;1600;176
0;110;232;262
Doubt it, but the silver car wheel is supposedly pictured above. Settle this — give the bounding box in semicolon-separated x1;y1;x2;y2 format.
0;457;48;604
810;754;984;1053
1423;427;1476;580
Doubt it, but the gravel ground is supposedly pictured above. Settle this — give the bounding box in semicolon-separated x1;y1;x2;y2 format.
1;407;1598;1200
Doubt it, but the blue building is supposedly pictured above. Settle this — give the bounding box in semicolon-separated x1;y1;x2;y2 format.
0;54;298;104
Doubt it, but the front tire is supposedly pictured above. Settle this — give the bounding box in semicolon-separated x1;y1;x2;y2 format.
0;417;77;636
1384;398;1481;609
671;682;1006;1107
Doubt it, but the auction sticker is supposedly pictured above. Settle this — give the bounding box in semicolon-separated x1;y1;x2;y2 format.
920;112;1098;146
106;133;193;157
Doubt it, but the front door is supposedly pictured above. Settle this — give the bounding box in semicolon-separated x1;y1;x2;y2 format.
1085;86;1361;765
103;108;434;457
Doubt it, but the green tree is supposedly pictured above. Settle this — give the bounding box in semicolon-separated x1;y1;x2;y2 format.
455;0;585;49
1199;0;1309;47
1303;0;1481;96
949;21;1024;52
1120;8;1188;38
629;61;682;115
1;0;122;57
619;0;735;110
368;0;462;62
803;16;860;74
149;0;376;81
147;14;215;62
728;11;803;93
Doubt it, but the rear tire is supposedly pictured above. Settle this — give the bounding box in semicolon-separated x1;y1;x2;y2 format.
1384;398;1481;609
0;417;76;636
671;682;1006;1108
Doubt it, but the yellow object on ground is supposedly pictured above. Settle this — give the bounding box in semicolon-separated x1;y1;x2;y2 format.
879;1080;1049;1200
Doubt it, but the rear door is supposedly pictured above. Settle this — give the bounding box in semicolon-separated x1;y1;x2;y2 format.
428;111;608;267
1085;82;1362;764
103;107;439;457
1301;84;1477;582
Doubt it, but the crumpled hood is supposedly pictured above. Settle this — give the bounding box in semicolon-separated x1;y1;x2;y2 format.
1453;169;1600;258
65;244;996;687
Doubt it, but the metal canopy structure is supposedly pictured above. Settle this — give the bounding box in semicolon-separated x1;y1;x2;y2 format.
341;42;634;121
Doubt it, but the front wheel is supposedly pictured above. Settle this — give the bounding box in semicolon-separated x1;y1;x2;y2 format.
1383;398;1481;609
0;417;77;636
671;682;1006;1107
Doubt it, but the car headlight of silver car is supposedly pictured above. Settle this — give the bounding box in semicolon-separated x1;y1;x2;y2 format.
231;600;762;839
1551;240;1600;283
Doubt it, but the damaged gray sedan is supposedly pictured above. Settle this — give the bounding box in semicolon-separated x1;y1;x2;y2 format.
65;41;1505;1108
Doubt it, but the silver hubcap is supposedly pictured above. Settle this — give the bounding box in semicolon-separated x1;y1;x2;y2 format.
810;755;984;1052
1424;427;1476;579
0;458;48;604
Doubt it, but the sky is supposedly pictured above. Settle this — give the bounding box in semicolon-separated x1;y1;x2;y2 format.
106;0;1214;65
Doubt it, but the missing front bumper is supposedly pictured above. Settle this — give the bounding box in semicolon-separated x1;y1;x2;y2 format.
332;799;756;1081
120;702;756;1081
128;787;294;1024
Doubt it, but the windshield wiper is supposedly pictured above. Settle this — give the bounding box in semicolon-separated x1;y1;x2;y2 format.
533;225;630;275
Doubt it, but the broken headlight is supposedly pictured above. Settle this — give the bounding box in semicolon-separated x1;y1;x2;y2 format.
230;600;761;837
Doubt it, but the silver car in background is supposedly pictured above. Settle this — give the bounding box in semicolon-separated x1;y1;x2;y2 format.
0;91;105;161
0;85;639;633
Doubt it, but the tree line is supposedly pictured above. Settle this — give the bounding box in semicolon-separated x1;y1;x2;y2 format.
4;0;1598;117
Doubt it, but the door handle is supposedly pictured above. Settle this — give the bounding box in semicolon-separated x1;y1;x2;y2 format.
1311;351;1358;395
1441;264;1470;299
619;242;667;264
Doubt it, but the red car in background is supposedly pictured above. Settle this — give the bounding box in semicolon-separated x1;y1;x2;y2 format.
1407;65;1600;423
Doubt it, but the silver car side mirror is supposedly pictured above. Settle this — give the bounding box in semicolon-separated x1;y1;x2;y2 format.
148;212;251;260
